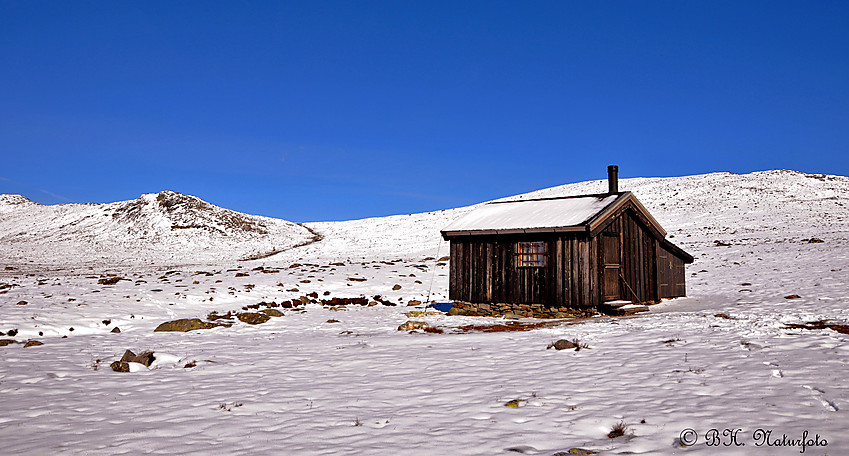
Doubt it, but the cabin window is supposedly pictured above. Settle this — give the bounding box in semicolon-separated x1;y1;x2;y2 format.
516;241;547;267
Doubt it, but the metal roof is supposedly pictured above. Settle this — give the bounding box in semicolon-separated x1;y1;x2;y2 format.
441;193;621;235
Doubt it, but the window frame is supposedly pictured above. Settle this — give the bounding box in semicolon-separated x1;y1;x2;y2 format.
516;241;547;268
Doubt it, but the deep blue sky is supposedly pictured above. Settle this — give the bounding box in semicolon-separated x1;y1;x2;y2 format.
2;1;847;221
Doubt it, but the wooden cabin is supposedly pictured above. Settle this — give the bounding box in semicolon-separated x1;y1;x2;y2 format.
440;166;693;313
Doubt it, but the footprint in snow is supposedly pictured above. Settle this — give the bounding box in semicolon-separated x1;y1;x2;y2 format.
803;385;839;412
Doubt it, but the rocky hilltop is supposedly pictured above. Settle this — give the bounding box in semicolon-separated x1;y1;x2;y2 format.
0;190;317;271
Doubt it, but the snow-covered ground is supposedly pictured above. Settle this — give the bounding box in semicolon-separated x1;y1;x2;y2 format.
1;169;847;455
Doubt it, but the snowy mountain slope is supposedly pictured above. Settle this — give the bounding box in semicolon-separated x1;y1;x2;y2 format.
0;191;316;271
3;170;846;271
277;169;849;264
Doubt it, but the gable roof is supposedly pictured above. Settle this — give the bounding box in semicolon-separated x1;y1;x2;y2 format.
441;191;693;263
441;191;692;263
441;193;619;236
441;192;663;237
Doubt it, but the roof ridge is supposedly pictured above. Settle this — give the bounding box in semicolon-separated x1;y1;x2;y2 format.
490;191;626;204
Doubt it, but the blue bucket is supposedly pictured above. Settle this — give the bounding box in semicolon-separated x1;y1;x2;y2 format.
428;302;454;313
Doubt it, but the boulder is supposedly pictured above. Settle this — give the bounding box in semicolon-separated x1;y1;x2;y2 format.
154;318;218;332
134;350;156;366
260;309;284;317
398;321;430;331
237;312;271;325
111;327;121;333
98;277;124;285
110;361;130;372
552;339;577;350
23;340;44;348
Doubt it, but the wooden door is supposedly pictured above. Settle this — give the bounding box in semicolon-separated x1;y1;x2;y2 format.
601;233;621;301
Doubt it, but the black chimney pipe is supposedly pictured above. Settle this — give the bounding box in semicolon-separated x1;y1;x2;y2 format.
608;165;619;194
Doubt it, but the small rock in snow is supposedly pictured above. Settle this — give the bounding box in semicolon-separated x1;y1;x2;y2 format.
397;321;429;331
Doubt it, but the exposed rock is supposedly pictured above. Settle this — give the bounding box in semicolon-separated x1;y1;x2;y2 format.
407;300;422;306
392;284;402;291
110;361;130;372
0;339;18;347
120;349;137;363
784;294;801;299
260;308;284;317
23;340;44;348
7;329;18;337
207;311;234;321
237;312;271;325
154;318;220;332
98;277;124;285
16;300;27;306
347;277;367;282
553;449;598;455
111;327;121;333
551;339;577;350
437;256;450;262
321;297;368;306
116;349;155;367
136;351;156;366
447;306;480;317
398;320;430;331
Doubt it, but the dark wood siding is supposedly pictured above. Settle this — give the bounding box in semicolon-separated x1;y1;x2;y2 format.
598;210;658;304
447;234;600;309
656;242;686;298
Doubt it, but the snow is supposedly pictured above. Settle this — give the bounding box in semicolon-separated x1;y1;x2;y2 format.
441;194;619;233
0;190;315;272
1;169;848;455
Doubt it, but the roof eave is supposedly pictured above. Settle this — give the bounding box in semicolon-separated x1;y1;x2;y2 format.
441;225;587;239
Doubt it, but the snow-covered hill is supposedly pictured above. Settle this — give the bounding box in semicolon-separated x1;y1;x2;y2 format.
0;190;317;271
284;169;849;263
2;170;846;270
1;170;848;455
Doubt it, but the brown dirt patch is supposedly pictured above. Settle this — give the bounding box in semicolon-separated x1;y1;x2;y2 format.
785;320;849;335
454;320;569;333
